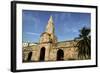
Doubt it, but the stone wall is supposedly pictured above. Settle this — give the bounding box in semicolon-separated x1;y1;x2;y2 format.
22;40;78;62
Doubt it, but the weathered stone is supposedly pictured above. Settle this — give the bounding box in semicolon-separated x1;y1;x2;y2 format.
22;16;79;62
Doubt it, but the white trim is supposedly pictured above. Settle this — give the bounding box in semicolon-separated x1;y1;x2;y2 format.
16;3;96;70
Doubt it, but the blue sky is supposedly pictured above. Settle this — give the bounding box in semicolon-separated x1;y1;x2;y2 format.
22;10;91;42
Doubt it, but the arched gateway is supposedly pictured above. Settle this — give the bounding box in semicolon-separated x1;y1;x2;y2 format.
39;47;45;61
57;49;64;61
27;52;32;61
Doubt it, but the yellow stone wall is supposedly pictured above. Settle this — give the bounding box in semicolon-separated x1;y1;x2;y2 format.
23;40;78;62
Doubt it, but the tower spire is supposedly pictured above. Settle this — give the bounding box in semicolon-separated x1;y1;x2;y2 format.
45;16;55;34
48;16;53;23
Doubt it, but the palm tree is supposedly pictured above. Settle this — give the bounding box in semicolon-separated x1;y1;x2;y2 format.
75;27;91;60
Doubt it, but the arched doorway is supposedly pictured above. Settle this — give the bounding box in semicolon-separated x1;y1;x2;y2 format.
57;49;64;61
39;47;45;61
27;52;32;61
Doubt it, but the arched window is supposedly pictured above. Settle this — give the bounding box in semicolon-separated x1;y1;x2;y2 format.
39;47;45;61
57;49;64;61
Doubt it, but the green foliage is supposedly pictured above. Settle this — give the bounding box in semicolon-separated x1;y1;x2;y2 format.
75;27;91;60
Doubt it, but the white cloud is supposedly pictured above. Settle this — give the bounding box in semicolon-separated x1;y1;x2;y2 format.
26;32;40;36
71;28;78;33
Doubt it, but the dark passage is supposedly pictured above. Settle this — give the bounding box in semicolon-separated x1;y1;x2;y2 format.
27;52;32;61
57;49;64;61
39;47;45;61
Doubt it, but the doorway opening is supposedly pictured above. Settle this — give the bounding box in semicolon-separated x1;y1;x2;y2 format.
57;49;64;61
39;47;45;61
27;52;32;61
